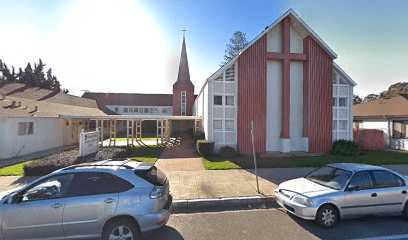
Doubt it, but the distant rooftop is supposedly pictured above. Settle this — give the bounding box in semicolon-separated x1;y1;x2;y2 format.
353;95;408;120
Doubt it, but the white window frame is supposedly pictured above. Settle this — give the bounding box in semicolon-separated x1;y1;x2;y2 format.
181;91;187;116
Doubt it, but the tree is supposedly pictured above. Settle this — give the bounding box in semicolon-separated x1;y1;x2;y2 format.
221;31;248;66
363;94;379;103
0;58;64;91
353;95;362;105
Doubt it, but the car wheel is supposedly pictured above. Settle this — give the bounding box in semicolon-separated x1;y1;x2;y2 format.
403;202;408;219
316;205;339;228
102;219;141;240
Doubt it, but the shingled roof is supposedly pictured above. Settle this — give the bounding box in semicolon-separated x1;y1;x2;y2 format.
353;95;408;120
0;83;105;117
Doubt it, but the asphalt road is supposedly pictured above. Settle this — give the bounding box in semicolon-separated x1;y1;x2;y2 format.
145;208;408;240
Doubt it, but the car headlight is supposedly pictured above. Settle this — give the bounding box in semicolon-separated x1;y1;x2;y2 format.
292;195;313;207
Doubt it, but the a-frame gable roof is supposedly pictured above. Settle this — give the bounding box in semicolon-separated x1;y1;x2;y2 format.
198;9;338;95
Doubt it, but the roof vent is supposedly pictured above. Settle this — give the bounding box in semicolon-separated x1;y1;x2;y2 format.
28;105;38;114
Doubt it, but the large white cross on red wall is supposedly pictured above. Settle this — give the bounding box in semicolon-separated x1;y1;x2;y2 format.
266;17;307;139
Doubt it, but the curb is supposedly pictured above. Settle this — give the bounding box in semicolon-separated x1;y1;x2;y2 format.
172;195;278;214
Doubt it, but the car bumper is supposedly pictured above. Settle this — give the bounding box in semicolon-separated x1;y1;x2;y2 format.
140;195;172;232
275;192;317;220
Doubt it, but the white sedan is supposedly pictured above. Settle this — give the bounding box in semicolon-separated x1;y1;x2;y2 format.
275;163;408;227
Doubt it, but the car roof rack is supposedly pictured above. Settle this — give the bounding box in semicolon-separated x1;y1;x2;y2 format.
63;159;134;170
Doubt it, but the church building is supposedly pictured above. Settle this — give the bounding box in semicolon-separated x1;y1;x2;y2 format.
193;9;356;153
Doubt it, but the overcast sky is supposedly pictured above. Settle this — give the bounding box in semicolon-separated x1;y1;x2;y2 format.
0;0;407;98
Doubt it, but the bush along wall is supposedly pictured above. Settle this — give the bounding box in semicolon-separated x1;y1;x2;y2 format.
196;140;214;157
331;140;360;156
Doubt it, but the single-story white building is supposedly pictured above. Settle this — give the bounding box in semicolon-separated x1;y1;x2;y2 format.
0;83;106;160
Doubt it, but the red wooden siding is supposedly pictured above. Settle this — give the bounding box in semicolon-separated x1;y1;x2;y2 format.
237;35;267;153
303;36;333;153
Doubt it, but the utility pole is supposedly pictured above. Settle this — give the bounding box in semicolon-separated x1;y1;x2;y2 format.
251;120;260;194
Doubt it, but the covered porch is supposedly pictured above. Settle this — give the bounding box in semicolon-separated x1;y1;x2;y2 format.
61;115;203;148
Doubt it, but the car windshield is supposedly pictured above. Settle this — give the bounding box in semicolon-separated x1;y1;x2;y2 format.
305;166;352;190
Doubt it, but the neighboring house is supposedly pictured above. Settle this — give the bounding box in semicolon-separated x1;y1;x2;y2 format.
0;83;106;159
193;9;356;153
353;94;408;150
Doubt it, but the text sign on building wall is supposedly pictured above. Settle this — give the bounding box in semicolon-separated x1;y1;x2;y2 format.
79;130;99;157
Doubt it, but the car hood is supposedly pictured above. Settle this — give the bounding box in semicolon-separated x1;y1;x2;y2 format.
278;178;336;198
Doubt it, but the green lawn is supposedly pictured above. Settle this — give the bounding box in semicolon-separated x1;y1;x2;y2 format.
202;157;242;170
202;151;408;170
0;161;32;176
129;156;158;164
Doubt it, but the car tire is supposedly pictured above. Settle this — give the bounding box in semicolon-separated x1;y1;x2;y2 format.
102;218;141;240
403;202;408;219
315;204;339;228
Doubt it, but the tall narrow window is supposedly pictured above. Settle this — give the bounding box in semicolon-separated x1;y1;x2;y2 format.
181;91;187;116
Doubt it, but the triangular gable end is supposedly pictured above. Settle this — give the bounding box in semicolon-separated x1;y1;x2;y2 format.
205;9;337;84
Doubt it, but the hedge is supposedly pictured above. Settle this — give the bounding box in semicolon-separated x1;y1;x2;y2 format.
196;140;214;157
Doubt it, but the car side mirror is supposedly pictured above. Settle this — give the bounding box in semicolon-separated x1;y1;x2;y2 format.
346;185;359;192
11;193;23;204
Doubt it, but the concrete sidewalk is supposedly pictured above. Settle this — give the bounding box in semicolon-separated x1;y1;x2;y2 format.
167;169;279;200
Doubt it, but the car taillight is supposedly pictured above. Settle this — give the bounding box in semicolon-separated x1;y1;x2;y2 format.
150;186;165;199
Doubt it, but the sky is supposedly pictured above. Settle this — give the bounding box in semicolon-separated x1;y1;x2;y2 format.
0;0;407;98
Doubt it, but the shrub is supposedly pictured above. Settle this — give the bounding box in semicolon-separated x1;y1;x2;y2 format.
331;140;360;156
196;140;214;157
193;131;206;143
218;146;239;158
24;157;82;176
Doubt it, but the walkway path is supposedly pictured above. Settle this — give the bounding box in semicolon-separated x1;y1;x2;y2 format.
156;133;204;172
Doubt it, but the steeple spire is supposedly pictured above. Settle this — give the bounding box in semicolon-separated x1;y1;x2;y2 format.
176;33;191;83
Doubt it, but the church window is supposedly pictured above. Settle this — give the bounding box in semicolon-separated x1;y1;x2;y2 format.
225;65;235;81
114;107;118;112
144;108;149;113
123;107;128;113
214;95;222;105
338;97;347;107
225;120;234;130
215;75;223;81
181;91;187;116
214;120;222;130
225;96;234;106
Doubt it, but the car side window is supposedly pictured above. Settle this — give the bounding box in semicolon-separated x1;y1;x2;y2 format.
371;170;405;188
20;174;74;202
68;172;133;196
347;171;372;191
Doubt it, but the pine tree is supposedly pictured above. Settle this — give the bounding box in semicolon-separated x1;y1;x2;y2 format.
221;31;248;66
24;63;34;86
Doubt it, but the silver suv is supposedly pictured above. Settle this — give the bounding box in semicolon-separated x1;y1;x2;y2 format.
0;160;172;240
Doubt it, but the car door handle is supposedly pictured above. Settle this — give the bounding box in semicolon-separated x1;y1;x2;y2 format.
371;193;378;197
104;198;115;204
402;190;407;195
51;203;63;209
